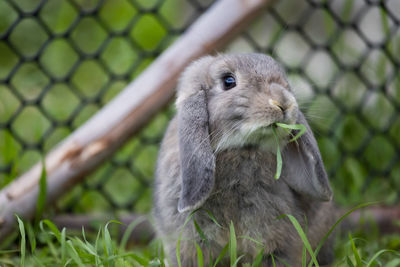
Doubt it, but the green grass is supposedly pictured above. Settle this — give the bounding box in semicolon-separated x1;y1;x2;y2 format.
2;207;399;267
2;217;165;267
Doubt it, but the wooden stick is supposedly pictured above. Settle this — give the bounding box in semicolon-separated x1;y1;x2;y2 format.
0;0;273;241
340;206;400;234
50;207;400;247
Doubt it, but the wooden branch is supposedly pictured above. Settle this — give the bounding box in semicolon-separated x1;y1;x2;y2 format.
340;206;400;234
50;206;400;247
0;0;273;241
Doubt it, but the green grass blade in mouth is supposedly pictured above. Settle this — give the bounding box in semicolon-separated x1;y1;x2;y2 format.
275;123;307;142
272;127;282;180
272;123;307;180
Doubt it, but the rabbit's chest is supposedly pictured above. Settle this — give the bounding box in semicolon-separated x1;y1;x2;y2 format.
199;149;297;253
212;148;287;197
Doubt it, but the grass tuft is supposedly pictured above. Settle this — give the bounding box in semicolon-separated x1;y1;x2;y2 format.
16;215;26;267
2;205;399;266
283;214;319;267
229;221;238;266
35;160;47;226
194;241;204;267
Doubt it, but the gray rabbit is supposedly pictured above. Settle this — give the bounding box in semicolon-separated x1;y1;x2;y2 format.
153;53;335;266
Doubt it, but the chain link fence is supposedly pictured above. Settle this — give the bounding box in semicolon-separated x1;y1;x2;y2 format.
0;0;399;218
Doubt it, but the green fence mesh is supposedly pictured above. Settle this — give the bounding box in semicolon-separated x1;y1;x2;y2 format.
0;0;399;216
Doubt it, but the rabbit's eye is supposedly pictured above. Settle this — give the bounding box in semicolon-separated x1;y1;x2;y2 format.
223;75;236;90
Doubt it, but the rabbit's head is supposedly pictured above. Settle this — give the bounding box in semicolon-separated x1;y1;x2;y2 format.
176;54;332;213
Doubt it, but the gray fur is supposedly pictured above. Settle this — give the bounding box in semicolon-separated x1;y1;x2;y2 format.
153;53;335;266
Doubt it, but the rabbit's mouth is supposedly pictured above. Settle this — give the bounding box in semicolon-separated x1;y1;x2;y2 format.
213;124;289;153
212;121;293;153
244;124;290;150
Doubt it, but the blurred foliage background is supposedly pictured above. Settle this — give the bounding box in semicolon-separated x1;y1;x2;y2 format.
0;0;399;260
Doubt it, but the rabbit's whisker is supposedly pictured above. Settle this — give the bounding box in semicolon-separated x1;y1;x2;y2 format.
214;121;242;153
182;121;241;168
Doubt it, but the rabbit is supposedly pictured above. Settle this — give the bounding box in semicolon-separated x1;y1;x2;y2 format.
153;53;335;267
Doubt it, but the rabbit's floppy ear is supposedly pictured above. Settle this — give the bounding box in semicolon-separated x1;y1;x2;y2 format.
177;89;215;213
282;112;333;201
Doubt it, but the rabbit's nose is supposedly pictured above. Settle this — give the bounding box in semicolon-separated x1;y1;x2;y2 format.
269;83;297;109
269;99;285;112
